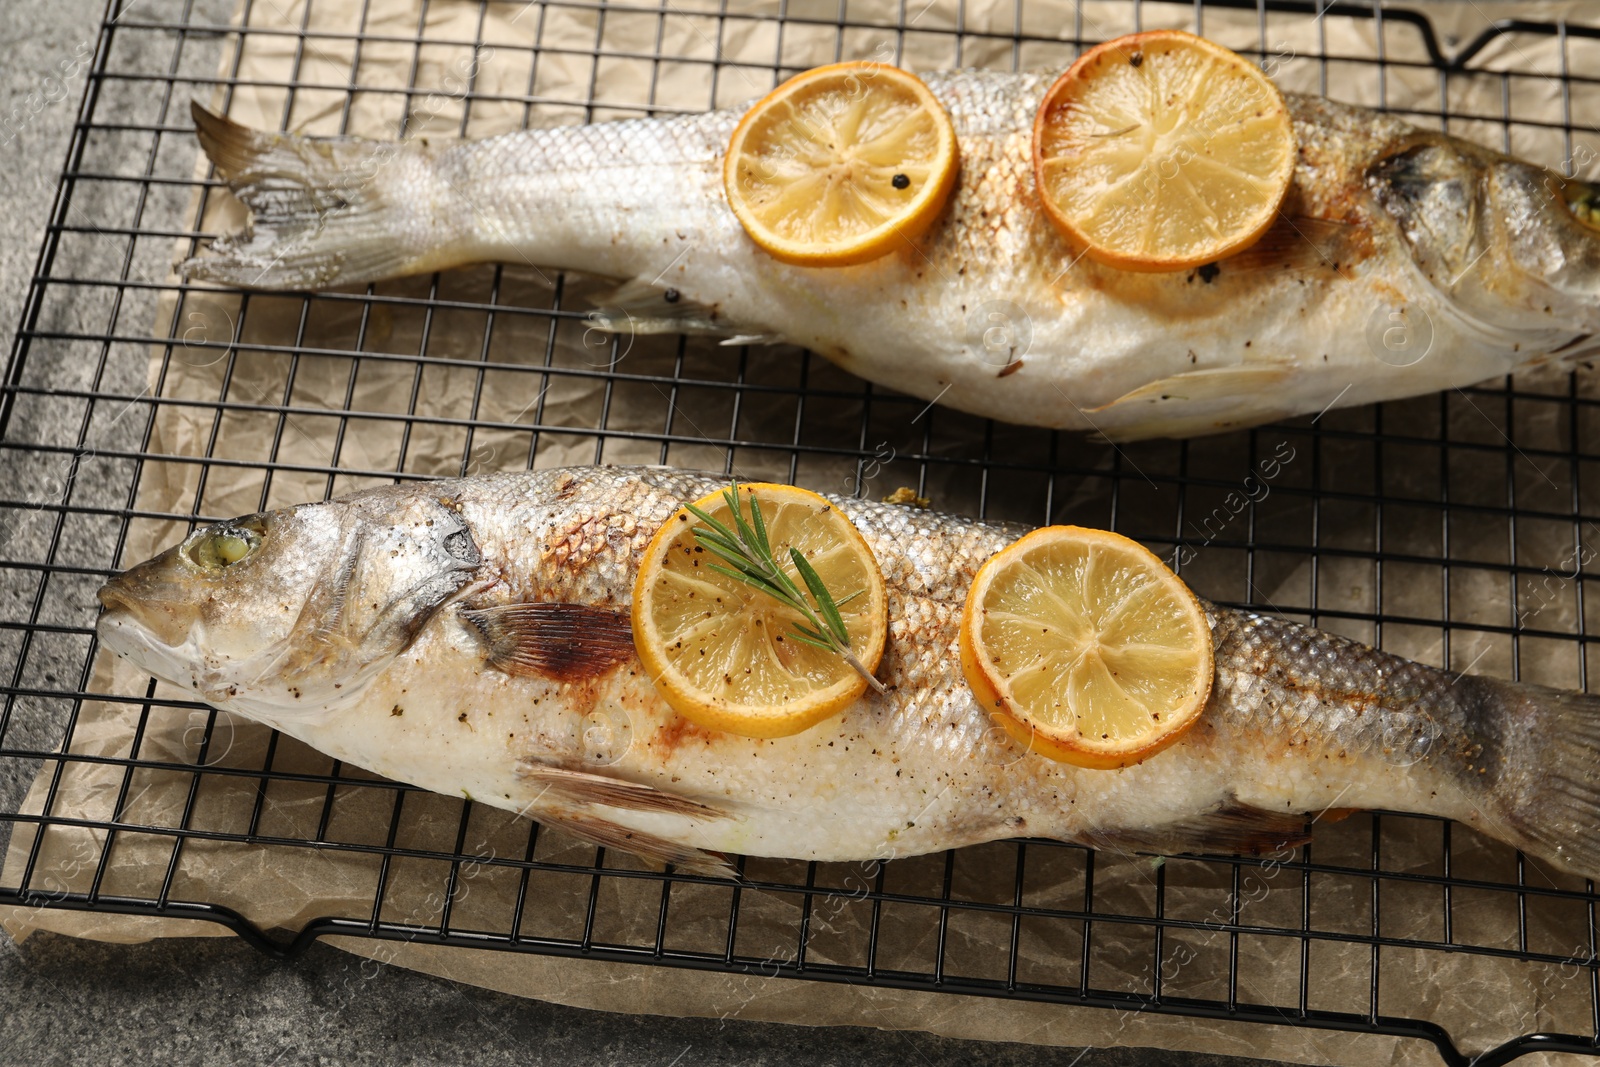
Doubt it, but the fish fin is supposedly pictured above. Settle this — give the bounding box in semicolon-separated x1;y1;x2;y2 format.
1088;363;1301;442
1550;332;1600;365
1470;677;1600;881
459;602;635;682
588;279;766;337
1220;216;1358;274
537;810;738;878
183;102;458;289
517;762;729;821
1085;803;1311;859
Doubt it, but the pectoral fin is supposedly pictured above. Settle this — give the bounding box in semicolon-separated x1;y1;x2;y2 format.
1220;216;1359;274
588;278;775;340
1088;363;1301;442
459;602;634;681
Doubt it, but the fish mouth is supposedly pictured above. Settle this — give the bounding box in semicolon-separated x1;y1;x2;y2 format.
96;557;204;648
95;572;203;684
94;599;184;684
95;580;145;620
95;593;277;715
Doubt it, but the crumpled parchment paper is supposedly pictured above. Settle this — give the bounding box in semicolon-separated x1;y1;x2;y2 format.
5;1;1600;1063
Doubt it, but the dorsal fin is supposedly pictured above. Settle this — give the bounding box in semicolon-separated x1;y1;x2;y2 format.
459;602;634;681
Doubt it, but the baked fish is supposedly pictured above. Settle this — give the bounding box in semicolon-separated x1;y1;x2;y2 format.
181;69;1600;440
95;466;1600;878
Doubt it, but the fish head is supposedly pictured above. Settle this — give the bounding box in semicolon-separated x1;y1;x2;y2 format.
96;488;482;722
1370;139;1600;336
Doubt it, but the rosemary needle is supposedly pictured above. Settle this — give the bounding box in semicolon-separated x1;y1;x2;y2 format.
684;483;887;694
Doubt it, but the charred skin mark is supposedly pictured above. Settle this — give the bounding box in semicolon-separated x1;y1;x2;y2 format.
540;508;644;583
650;715;719;758
552;471;582;502
1270;673;1392;716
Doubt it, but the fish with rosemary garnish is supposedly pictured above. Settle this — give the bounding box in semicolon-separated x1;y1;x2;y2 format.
97;466;1600;879
181;64;1600;440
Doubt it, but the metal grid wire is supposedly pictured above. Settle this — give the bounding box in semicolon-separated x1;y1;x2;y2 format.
5;0;1600;1064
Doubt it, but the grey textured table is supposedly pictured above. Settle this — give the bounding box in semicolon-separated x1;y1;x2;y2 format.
0;3;1276;1063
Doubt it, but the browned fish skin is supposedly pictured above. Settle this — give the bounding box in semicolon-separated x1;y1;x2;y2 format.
95;467;1600;877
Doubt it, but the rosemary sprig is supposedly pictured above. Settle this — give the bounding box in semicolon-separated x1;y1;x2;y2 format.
684;482;886;694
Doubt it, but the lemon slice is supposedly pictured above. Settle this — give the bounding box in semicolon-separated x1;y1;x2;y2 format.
1032;30;1296;272
724;62;960;267
633;483;888;738
960;526;1214;768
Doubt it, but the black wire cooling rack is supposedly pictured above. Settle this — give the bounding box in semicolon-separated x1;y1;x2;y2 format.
6;1;1600;1064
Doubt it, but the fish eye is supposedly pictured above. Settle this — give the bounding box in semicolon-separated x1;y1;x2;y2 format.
1565;181;1600;232
185;518;266;570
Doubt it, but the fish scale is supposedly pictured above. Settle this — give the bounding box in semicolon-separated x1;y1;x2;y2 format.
95;466;1600;879
186;68;1600;439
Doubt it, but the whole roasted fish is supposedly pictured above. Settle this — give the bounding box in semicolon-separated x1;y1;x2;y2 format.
182;69;1600;440
96;466;1600;878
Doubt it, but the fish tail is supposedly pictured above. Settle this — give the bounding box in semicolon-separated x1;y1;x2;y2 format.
1470;676;1600;880
183;102;466;289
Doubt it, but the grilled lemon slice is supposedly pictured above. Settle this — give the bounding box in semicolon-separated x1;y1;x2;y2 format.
633;483;888;738
960;525;1214;768
724;62;959;267
1032;30;1296;272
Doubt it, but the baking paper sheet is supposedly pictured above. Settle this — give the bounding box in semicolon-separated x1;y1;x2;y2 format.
6;0;1600;1062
